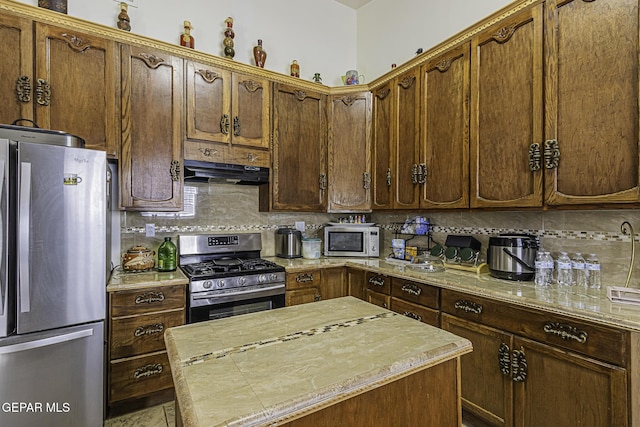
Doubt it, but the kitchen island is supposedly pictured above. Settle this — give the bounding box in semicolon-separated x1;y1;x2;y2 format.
164;296;472;426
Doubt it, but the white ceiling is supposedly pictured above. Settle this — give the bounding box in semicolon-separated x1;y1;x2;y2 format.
335;0;372;10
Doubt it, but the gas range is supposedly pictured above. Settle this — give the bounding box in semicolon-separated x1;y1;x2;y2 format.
178;233;286;323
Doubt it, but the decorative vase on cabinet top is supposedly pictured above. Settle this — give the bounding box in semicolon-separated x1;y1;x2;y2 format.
253;39;267;68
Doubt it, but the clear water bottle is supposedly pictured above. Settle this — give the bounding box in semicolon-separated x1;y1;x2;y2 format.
157;237;177;272
556;251;573;287
534;251;547;287
586;253;601;289
543;251;554;286
571;252;587;290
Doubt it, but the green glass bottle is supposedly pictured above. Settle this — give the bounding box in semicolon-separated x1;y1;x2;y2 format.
157;237;177;272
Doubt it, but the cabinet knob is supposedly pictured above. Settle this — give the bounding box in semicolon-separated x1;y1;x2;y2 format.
133;363;163;379
453;299;483;314
528;143;541;171
233;116;240;136
511;347;527;382
544;139;560;169
16;75;31;103
220;114;230;135
35;78;50;106
543;322;588;344
134;323;165;337
134;291;165;304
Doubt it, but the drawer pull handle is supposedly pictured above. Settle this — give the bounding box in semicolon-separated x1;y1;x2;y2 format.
133;363;163;379
314;294;322;302
368;276;385;287
296;273;314;283
134;291;165;304
511;348;527;382
454;299;483;314
498;343;511;376
134;323;165;337
543;322;588;344
403;311;422;322
401;284;422;296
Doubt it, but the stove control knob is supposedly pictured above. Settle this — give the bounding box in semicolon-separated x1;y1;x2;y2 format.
203;280;213;289
269;273;278;281
237;277;247;286
217;280;225;288
258;274;267;283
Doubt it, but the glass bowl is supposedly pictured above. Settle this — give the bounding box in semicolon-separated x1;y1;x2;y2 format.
407;254;446;273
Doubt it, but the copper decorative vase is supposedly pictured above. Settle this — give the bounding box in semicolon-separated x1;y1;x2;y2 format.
253;39;267;68
38;0;67;14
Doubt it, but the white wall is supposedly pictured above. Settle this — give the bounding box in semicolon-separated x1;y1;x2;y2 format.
356;0;515;80
17;0;517;85
16;0;358;86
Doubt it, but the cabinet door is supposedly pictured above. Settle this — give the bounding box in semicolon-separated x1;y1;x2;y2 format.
231;72;270;149
327;91;372;212
421;42;470;209
371;83;394;209
271;83;327;211
544;0;640;205
320;267;346;300
513;336;628;427
120;45;183;211
441;314;514;427
366;289;390;309
394;68;421;209
35;23;119;157
347;268;366;300
185;60;231;144
0;13;32;126
470;5;544;208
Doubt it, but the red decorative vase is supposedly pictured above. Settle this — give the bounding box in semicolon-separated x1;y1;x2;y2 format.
253;39;267;68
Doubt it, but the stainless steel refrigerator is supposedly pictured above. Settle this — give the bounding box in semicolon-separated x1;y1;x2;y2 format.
0;124;106;426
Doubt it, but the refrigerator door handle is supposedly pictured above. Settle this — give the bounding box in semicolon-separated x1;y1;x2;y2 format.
19;162;31;313
0;328;94;355
0;159;4;316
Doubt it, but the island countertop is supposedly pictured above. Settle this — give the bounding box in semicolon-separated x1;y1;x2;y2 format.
164;296;472;427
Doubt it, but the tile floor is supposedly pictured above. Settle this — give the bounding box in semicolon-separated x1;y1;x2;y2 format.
104;402;175;427
104;402;479;427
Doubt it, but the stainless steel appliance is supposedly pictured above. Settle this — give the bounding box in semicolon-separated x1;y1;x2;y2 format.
0;124;107;426
275;227;302;258
324;224;380;257
178;233;286;323
487;234;539;281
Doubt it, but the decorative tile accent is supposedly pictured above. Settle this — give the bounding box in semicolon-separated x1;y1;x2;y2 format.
181;312;397;367
122;223;325;234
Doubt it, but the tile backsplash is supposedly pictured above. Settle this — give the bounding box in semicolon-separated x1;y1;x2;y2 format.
118;182;640;287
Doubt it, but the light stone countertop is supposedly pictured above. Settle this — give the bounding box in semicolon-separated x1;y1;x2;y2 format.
267;256;640;333
164;296;472;427
106;267;188;292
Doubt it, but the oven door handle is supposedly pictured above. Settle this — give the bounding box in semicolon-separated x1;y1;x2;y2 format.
191;284;285;305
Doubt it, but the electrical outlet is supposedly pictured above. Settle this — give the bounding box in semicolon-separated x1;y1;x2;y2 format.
145;223;155;237
114;0;138;8
295;221;306;232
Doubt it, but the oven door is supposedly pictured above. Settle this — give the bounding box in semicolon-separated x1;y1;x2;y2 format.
188;284;285;323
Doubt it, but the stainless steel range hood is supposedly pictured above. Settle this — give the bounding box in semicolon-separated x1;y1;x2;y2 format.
183;159;269;184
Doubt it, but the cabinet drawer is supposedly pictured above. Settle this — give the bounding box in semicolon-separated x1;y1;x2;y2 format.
286;270;321;290
391;297;439;327
111;285;186;317
366;289;390;309
110;310;185;359
109;351;173;403
441;289;629;366
391;278;439;309
366;272;390;295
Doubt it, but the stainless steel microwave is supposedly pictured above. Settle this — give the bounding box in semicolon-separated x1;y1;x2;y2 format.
324;225;380;257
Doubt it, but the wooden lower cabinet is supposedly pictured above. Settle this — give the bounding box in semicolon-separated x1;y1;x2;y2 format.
365;271;391;309
390;277;440;327
347;267;367;300
440;289;629;427
285;267;346;306
108;285;186;414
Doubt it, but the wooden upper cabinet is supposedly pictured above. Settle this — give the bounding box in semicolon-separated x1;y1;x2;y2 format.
269;83;327;211
544;0;640;205
120;45;183;211
0;17;119;157
327;91;372;212
394;68;421;209
421;42;470;209
371;82;394;210
470;5;544;208
0;13;33;126
185;62;270;150
34;23;119;157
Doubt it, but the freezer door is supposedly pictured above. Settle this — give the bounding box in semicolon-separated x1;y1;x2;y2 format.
0;321;104;426
17;142;106;334
0;138;15;338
